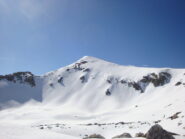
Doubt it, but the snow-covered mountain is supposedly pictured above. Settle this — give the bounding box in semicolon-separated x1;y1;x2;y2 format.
0;56;185;139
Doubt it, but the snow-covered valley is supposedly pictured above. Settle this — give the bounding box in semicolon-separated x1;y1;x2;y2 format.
0;56;185;139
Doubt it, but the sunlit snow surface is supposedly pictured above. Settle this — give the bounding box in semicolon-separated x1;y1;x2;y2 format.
0;56;185;139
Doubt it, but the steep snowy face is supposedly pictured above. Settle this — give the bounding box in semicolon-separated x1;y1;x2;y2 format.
39;56;182;112
0;56;184;112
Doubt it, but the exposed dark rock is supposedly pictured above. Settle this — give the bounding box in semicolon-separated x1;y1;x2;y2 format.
166;104;172;107
153;72;171;86
137;72;171;92
178;122;182;126
80;61;88;64
128;82;133;87
168;112;181;120
154;120;161;124
132;82;143;92
74;63;84;70
118;122;125;125
24;76;35;87
0;72;36;87
107;77;118;84
83;121;132;127
80;76;86;83
66;68;70;71
105;89;111;96
175;82;182;86
49;83;53;87
83;68;90;72
40;127;44;129
146;124;175;139
14;72;23;82
83;134;105;139
119;72;171;93
140;73;157;84
135;132;146;138
107;79;112;84
73;61;88;71
58;77;64;85
120;80;127;84
0;75;14;82
151;73;158;78
140;72;171;87
115;122;125;125
112;133;132;138
167;131;179;136
120;80;144;92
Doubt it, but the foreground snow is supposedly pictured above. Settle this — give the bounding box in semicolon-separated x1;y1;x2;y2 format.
0;123;80;139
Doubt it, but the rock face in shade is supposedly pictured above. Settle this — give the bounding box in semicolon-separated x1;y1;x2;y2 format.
146;124;175;139
0;71;42;104
83;134;105;139
0;72;36;87
135;132;146;138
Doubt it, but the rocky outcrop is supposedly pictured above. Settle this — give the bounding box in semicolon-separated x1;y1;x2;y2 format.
135;132;146;137
121;72;171;93
175;82;182;86
112;133;132;138
168;112;181;120
105;89;111;96
83;68;90;72
58;77;64;85
138;72;171;92
80;76;86;83
73;60;88;71
146;124;175;139
0;72;36;87
83;134;105;139
108;72;171;94
147;72;170;86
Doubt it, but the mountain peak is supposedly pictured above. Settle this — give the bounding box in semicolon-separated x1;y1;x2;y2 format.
76;56;107;64
79;56;100;61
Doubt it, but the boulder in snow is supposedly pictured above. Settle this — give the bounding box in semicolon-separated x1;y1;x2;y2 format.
112;133;132;138
135;132;146;138
168;112;181;120
83;134;105;139
146;124;175;139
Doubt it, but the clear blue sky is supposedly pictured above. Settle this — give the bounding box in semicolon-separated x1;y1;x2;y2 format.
0;0;185;75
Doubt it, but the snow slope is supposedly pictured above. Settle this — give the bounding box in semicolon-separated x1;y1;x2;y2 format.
0;56;185;139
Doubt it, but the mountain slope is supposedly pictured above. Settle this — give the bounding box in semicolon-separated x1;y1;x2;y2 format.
0;56;184;112
0;56;185;139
